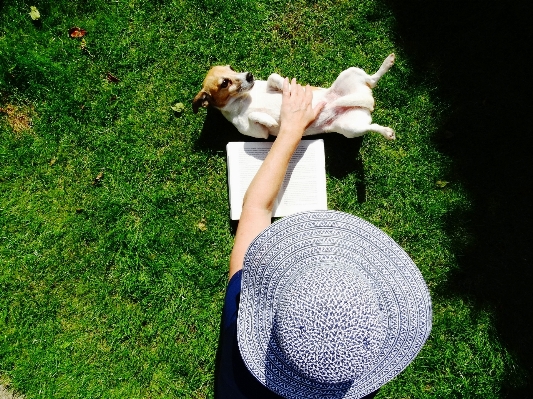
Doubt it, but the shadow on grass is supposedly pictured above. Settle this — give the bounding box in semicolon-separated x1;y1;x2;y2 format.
194;107;272;153
194;108;366;233
384;0;533;396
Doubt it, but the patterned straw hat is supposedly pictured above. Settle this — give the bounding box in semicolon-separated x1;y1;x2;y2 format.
237;210;432;399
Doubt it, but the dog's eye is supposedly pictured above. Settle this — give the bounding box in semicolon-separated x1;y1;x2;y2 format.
221;79;231;88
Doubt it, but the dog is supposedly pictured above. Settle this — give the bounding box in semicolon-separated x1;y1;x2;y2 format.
192;54;396;140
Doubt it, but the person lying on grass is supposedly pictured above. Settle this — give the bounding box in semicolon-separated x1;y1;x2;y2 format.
215;78;432;399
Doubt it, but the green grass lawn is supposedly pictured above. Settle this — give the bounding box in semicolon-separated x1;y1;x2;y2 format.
1;0;531;398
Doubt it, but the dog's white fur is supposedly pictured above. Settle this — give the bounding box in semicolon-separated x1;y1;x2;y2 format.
193;54;396;140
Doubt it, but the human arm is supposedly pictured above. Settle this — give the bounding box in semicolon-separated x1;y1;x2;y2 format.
229;78;325;278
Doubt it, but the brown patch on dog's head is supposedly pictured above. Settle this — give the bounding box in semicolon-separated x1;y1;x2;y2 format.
192;65;254;113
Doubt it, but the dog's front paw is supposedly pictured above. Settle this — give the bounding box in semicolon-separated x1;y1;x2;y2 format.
267;73;285;91
249;112;279;128
383;127;396;140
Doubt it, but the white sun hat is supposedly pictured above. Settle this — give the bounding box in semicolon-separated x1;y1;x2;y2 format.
237;210;432;399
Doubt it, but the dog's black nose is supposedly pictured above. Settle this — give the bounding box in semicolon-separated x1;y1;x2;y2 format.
246;72;254;83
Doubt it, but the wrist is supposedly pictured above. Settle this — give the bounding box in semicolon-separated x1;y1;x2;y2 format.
277;126;305;140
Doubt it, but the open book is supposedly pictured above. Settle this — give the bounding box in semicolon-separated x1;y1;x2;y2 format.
226;139;327;220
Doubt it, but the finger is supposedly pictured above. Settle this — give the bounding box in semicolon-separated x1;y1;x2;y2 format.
296;82;308;102
282;77;290;98
291;86;302;103
290;78;298;97
295;84;304;100
304;84;313;104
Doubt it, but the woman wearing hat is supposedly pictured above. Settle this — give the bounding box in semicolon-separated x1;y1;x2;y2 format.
215;78;432;399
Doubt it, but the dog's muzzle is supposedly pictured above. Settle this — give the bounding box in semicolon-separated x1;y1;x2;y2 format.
239;72;254;92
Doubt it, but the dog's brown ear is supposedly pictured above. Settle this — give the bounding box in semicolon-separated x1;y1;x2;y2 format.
192;90;211;114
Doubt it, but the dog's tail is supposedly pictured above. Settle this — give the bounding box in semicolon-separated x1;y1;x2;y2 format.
330;92;375;111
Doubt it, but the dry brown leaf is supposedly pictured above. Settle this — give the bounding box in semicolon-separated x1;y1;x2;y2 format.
69;27;87;38
93;171;104;185
106;72;120;83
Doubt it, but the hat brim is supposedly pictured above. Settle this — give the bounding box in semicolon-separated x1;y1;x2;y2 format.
237;210;432;399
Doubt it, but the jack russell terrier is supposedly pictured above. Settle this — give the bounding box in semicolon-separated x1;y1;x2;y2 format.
192;54;395;140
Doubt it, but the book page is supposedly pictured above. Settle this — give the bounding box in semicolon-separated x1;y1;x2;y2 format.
226;140;327;220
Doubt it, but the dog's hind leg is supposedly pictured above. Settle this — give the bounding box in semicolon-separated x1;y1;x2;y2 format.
328;67;369;97
367;53;395;88
335;123;395;140
366;124;395;140
327;111;395;140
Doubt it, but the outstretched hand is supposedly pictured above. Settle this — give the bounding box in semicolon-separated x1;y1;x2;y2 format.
229;78;324;279
279;78;325;135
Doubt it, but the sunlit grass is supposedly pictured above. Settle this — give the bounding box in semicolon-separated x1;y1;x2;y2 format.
0;0;524;397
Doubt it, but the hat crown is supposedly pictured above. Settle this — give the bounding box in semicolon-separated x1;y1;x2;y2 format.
238;211;432;399
274;263;387;384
